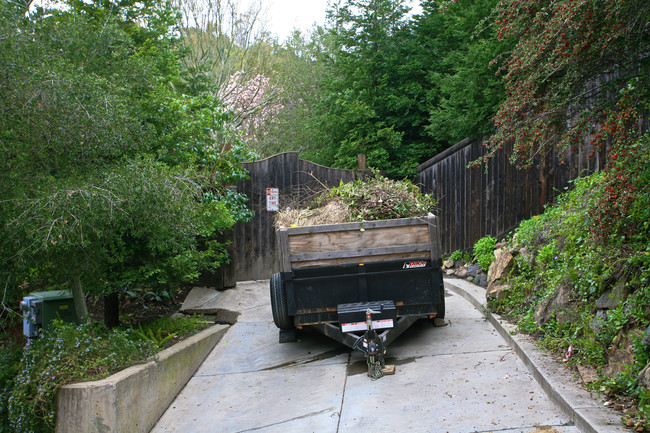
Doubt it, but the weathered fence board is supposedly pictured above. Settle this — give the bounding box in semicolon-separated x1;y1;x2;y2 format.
417;138;606;255
233;153;356;281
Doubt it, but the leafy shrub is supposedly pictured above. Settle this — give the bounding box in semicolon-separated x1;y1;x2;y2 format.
5;321;156;433
473;235;497;271
515;215;545;247
536;240;559;269
448;250;464;261
0;344;22;433
592;134;650;244
487;166;650;423
134;315;208;348
0;313;212;432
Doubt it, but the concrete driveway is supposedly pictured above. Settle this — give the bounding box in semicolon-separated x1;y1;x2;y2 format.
151;280;583;433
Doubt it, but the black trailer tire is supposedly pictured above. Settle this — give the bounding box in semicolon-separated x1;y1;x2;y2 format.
436;296;445;319
432;291;446;326
270;273;293;329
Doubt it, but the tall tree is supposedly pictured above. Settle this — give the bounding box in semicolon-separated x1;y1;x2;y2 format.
0;0;254;322
175;0;280;144
417;0;514;146
252;29;333;158
321;0;411;176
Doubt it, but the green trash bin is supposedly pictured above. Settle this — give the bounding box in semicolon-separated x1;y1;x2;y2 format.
22;290;79;338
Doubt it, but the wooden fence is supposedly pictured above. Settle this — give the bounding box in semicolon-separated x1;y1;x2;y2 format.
417;138;607;255
227;119;647;281
233;152;356;281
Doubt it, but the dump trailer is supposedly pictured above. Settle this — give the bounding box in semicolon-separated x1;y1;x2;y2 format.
270;214;445;377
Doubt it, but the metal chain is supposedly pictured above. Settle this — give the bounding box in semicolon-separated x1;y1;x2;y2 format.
367;357;384;380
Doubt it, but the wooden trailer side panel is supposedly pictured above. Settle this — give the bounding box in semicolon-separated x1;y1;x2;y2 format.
278;215;441;271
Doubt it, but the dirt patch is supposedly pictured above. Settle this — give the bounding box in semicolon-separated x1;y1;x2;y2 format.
87;286;191;327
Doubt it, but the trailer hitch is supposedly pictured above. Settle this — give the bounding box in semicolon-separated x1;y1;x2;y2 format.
352;308;387;380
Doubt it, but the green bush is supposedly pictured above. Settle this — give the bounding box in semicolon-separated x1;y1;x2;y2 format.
134;315;209;348
448;250;464;261
0;344;22;433
0;313;211;433
473;235;497;271
4;321;157;432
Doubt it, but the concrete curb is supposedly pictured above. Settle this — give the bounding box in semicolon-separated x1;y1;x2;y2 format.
444;278;627;433
55;324;229;433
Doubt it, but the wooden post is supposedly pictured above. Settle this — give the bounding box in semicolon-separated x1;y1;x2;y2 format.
357;154;366;171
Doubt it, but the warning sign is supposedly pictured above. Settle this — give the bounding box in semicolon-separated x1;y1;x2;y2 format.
266;188;279;212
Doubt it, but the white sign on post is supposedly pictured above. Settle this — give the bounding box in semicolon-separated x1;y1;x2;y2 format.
266;188;279;212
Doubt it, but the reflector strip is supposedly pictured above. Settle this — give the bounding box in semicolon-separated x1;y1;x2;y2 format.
341;319;394;333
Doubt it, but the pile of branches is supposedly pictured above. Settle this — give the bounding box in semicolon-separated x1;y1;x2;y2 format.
275;175;435;228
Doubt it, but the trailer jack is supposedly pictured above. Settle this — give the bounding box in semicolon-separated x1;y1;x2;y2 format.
352;308;395;380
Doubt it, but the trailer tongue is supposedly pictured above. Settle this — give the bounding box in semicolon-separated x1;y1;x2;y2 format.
270;214;445;379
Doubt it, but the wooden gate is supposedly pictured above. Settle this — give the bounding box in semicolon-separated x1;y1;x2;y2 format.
232;153;356;281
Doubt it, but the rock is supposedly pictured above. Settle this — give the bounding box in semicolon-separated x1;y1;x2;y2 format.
639;362;650;389
589;310;608;334
486;283;508;301
443;259;454;269
477;274;488;287
445;269;455;276
466;276;474;282
604;329;644;376
456;269;469;278
488;250;515;284
454;260;465;269
467;264;480;277
433;318;447;327
170;312;185;320
577;365;598;383
495;241;507;249
596;279;630;310
534;284;577;326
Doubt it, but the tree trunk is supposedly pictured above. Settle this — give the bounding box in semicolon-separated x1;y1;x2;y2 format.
103;292;120;328
71;274;88;320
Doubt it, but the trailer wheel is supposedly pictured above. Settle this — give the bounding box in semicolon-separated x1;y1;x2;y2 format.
270;273;293;329
436;296;445;319
432;295;446;326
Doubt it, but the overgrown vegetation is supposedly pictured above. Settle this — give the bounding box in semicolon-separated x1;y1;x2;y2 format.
0;1;250;429
0;0;255;329
275;174;435;227
0;316;208;432
487;134;650;428
473;236;497;271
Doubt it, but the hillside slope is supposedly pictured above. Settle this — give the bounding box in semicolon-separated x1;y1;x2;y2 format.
484;135;650;430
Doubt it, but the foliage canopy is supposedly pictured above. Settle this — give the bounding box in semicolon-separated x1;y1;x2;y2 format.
0;0;255;321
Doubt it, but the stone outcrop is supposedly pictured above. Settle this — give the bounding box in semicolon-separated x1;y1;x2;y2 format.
639;363;650;390
486;283;508;301
485;248;517;301
596;279;630;310
533;283;578;326
488;249;516;282
604;329;644;377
